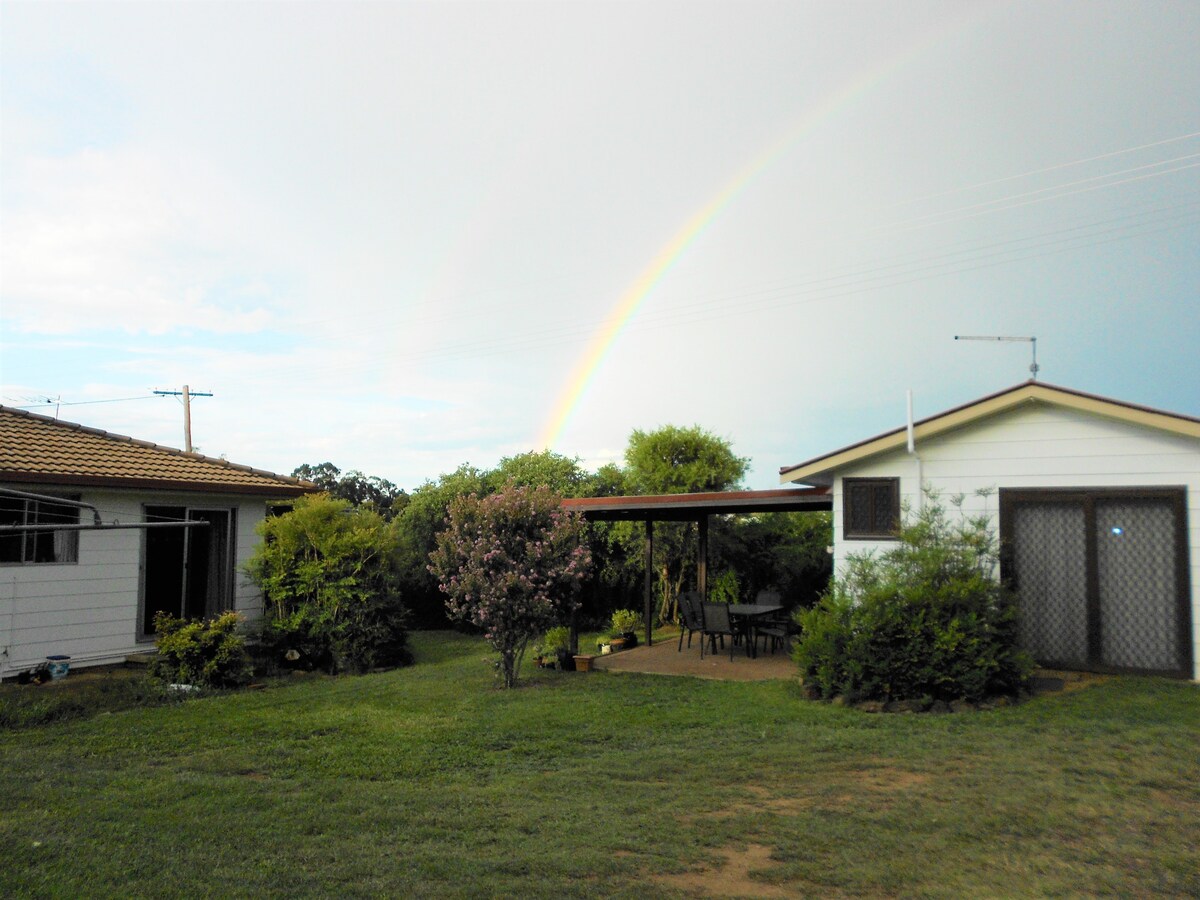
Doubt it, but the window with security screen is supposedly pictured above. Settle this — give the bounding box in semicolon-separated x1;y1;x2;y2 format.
843;478;900;540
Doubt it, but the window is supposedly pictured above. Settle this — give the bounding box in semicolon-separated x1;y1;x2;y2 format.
0;494;80;564
843;478;900;539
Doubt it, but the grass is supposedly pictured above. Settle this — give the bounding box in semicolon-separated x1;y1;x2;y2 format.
1;631;1197;898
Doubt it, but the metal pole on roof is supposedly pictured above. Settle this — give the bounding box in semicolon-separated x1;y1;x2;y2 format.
954;335;1040;380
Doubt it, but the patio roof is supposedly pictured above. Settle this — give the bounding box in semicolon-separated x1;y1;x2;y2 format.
562;487;831;651
562;487;831;521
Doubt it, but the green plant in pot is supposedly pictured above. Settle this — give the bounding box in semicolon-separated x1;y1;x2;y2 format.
611;609;640;648
539;625;575;671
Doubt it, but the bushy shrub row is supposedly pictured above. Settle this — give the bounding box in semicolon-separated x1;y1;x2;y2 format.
793;492;1031;704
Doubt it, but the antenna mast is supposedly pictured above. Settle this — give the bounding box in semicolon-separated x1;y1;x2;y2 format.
954;335;1039;380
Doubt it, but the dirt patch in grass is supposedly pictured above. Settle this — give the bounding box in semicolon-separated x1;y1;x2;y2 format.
847;766;930;792
1031;669;1112;693
648;842;817;898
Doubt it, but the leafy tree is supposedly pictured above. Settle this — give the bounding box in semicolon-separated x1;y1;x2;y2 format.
291;463;407;519
486;450;591;497
245;494;410;674
711;511;832;610
623;425;748;495
621;425;749;621
292;462;342;492
393;465;488;626
428;484;591;688
793;491;1031;704
589;462;628;498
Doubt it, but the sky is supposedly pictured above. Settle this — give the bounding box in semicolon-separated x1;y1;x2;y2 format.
2;0;1198;491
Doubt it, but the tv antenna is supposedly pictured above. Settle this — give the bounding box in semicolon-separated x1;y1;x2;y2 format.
954;335;1039;380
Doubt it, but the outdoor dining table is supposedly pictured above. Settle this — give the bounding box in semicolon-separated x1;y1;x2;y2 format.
726;603;784;659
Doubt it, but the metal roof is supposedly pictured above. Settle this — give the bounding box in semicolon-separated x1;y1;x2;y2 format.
562;487;831;521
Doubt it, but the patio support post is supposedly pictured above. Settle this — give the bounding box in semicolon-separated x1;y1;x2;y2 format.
697;515;708;599
644;520;654;647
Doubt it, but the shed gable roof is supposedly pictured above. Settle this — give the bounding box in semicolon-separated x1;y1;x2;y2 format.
779;381;1200;486
0;405;314;496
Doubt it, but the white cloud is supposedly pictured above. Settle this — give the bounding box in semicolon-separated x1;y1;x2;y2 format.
2;147;282;335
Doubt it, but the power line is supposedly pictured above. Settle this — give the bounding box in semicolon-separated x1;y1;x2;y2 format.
7;394;159;411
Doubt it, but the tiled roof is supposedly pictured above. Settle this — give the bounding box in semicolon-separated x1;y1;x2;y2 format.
0;405;315;496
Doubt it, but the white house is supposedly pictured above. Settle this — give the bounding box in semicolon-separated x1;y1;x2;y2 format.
0;405;313;677
779;381;1199;681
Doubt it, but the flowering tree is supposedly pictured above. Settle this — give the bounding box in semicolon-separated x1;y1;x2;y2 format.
428;483;592;688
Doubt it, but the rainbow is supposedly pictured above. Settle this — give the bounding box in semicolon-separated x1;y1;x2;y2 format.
537;10;989;451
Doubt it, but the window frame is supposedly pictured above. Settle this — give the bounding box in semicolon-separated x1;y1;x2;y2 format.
842;477;901;541
0;493;81;565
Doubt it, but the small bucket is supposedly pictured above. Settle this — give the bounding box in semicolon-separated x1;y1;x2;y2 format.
45;655;71;680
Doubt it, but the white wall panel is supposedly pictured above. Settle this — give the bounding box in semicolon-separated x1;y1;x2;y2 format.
828;403;1199;679
0;484;272;675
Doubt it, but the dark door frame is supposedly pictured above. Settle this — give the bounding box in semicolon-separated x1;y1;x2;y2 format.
999;486;1192;678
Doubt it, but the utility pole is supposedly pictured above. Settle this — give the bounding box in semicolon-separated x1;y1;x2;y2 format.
153;385;213;452
954;335;1039;380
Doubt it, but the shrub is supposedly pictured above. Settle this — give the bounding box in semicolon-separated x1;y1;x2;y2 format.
707;569;741;604
245;494;411;674
428;483;591;688
793;491;1031;704
150;610;251;688
610;609;640;634
535;625;573;668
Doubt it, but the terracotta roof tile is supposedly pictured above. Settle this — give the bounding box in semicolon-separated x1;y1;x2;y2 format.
0;405;314;496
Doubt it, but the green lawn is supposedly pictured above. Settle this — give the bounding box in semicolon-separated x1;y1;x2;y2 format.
1;631;1197;898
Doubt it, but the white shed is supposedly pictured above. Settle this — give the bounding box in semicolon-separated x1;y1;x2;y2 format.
0;405;313;677
779;382;1199;681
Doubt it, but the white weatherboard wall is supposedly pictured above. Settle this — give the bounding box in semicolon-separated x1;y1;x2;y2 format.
0;486;269;677
830;403;1200;680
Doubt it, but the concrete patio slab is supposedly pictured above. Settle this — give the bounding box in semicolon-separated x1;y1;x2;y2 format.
590;629;796;681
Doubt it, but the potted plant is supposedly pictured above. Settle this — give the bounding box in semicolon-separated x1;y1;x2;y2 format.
538;626;575;671
611;609;640;648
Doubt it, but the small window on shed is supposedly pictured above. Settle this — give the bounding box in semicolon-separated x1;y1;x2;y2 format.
843;478;900;540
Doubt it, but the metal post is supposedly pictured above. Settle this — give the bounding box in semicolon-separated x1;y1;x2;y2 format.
697;516;708;599
643;520;654;647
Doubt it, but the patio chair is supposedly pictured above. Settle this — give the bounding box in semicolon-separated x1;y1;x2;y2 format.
700;601;738;661
753;590;790;655
677;590;704;651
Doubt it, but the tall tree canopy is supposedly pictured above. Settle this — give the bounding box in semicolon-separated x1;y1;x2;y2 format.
291;462;407;520
486;450;591;497
623;425;748;495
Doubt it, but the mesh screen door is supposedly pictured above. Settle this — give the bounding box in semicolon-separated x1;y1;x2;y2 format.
1002;488;1190;677
1011;503;1089;668
1096;500;1180;671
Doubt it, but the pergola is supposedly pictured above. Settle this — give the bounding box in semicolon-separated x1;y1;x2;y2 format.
562;487;832;647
